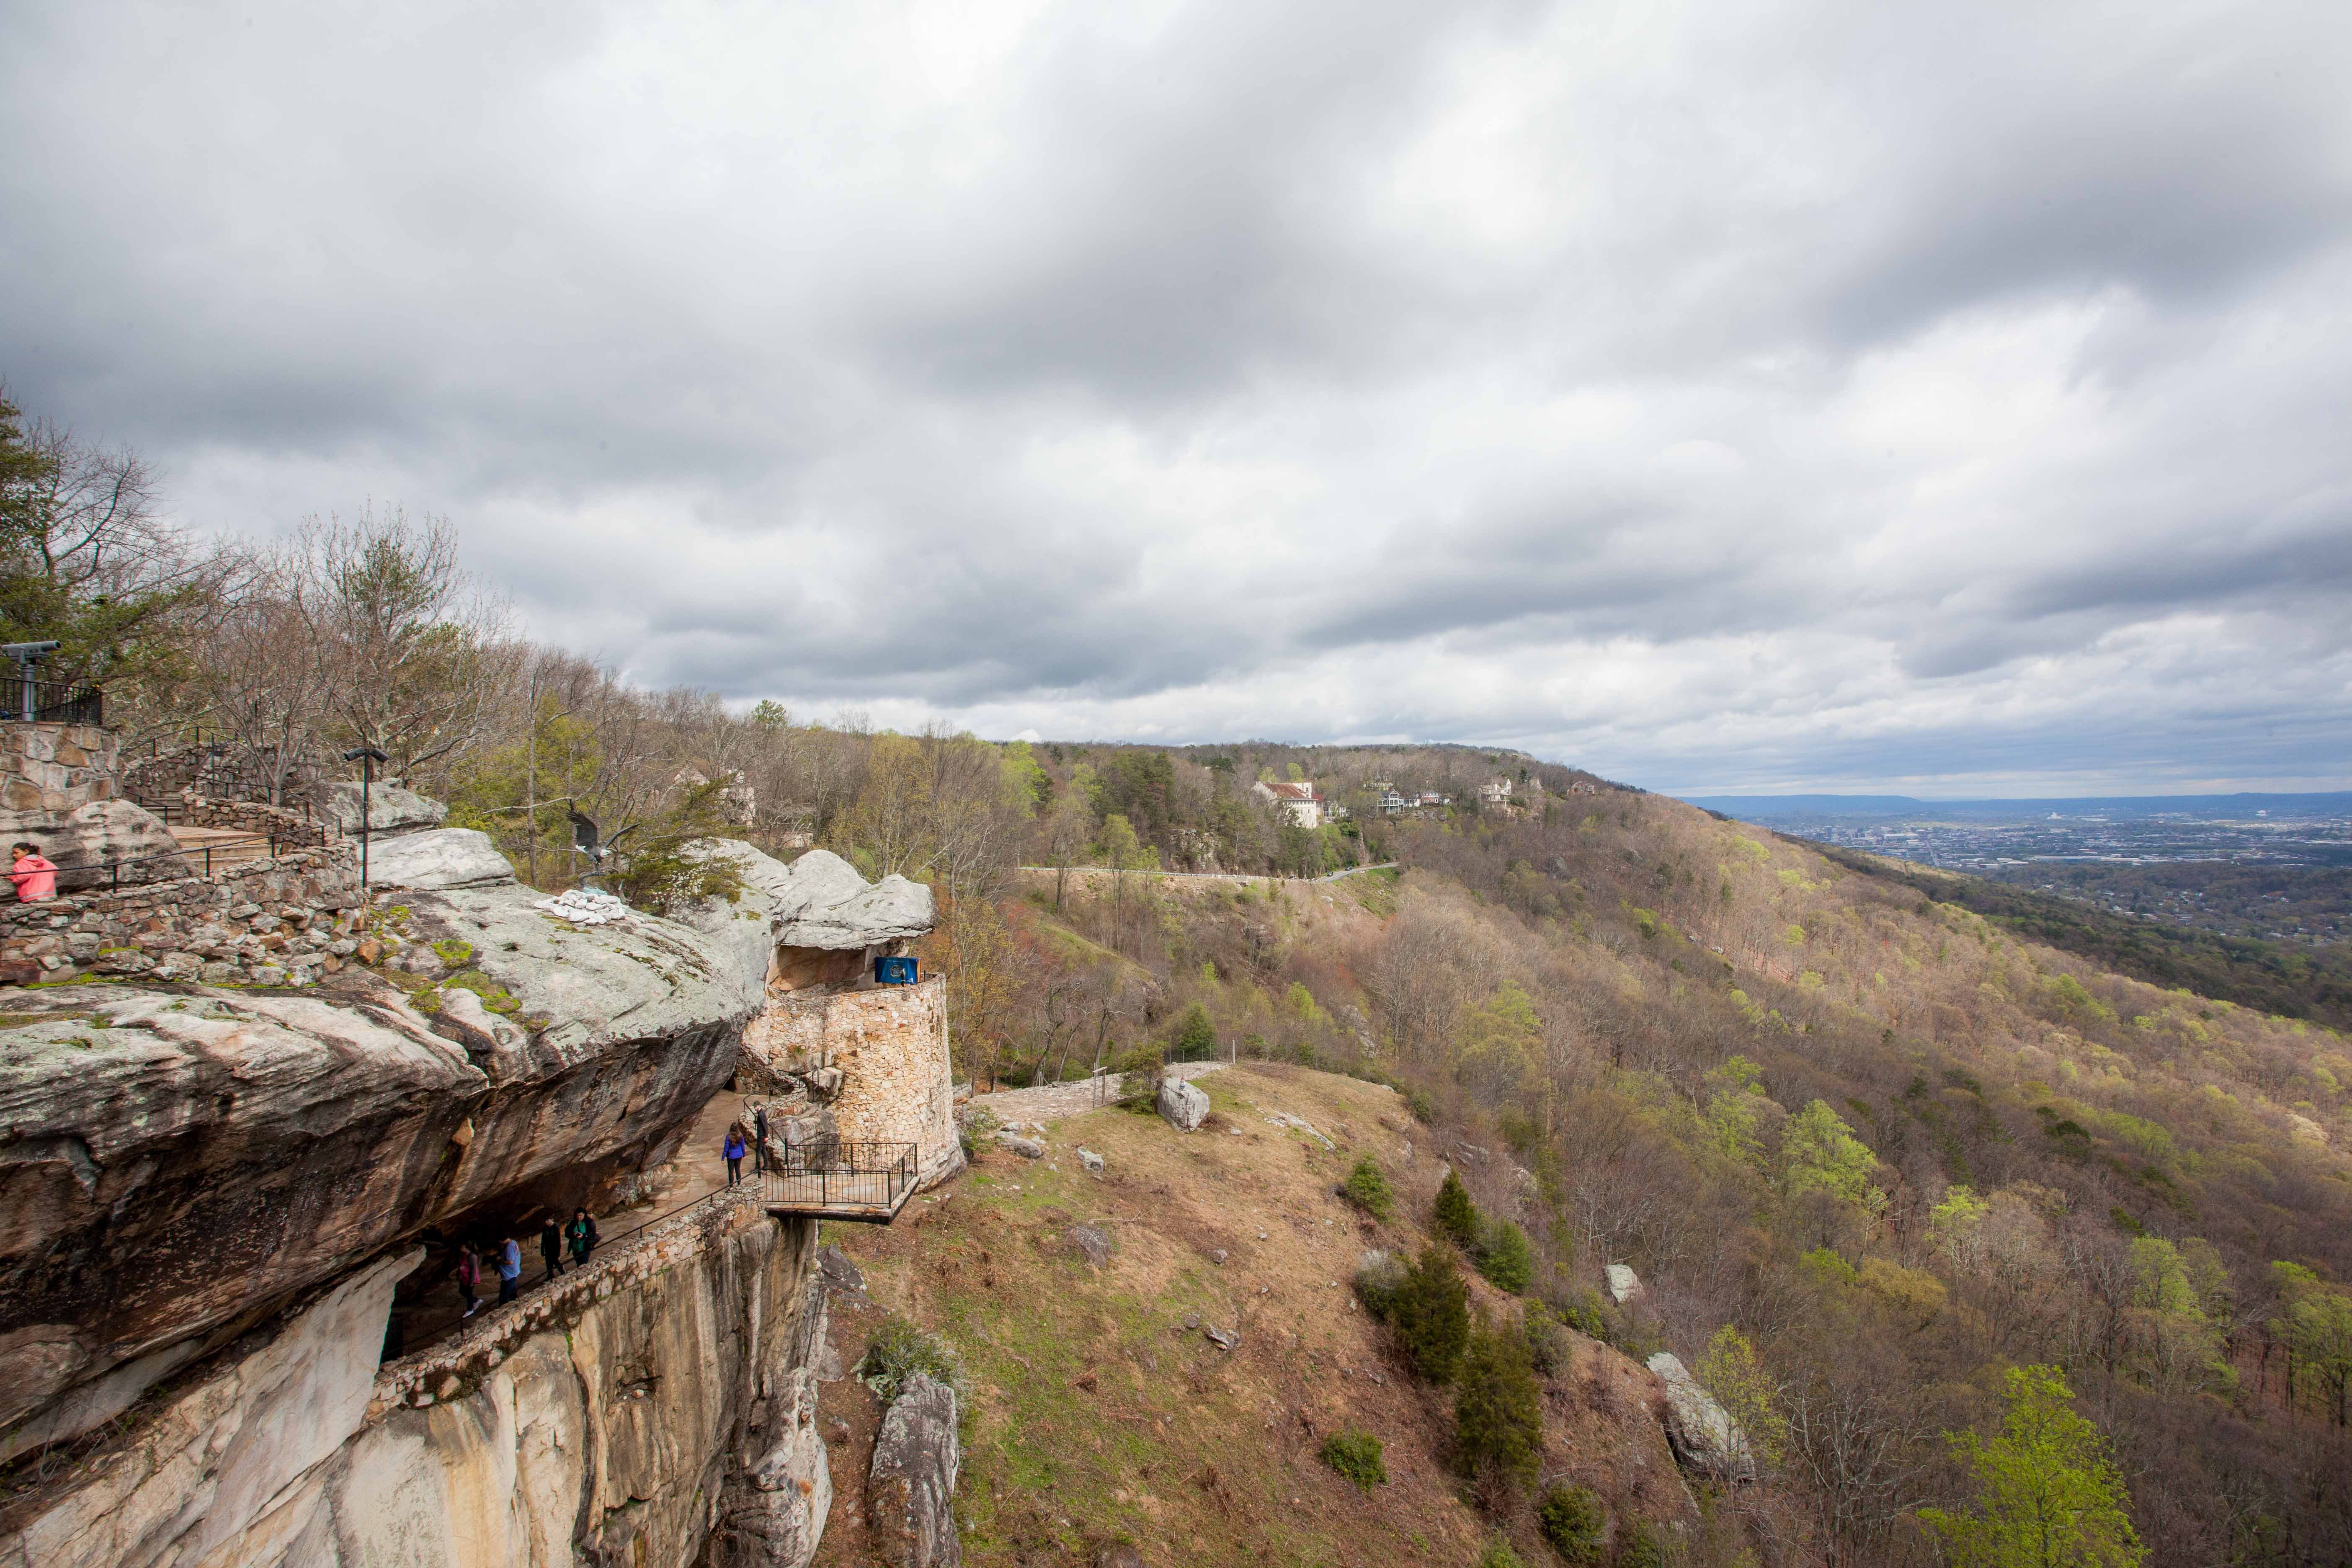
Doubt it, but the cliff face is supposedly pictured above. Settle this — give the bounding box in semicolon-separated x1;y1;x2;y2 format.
0;865;763;1450
2;828;969;1568
2;1199;829;1568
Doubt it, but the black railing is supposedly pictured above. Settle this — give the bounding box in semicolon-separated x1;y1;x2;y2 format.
34;832;280;897
760;1140;918;1222
9;680;102;726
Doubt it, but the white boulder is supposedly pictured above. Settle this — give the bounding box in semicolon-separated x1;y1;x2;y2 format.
364;828;516;890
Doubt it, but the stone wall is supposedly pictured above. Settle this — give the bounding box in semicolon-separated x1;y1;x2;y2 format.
0;840;364;987
741;976;965;1190
0;1200;832;1568
0;722;117;812
179;791;334;846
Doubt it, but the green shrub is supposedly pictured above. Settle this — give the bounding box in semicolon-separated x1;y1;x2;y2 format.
1436;1168;1482;1249
1477;1541;1527;1568
857;1315;960;1406
1342;1155;1397;1221
1537;1483;1605;1564
1319;1429;1387;1491
1455;1318;1543;1488
1405;1085;1437;1123
1355;1251;1408;1320
1524;1305;1570;1377
1548;1287;1610;1340
608;780;750;916
1619;1524;1667;1568
1393;1243;1470;1382
1479;1219;1534;1293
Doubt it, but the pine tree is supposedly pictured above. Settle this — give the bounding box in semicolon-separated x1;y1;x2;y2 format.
1919;1364;2146;1568
1478;1219;1533;1294
1393;1243;1470;1382
1435;1167;1480;1249
1455;1317;1543;1489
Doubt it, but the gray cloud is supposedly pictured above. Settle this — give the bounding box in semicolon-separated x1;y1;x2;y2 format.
3;0;2350;793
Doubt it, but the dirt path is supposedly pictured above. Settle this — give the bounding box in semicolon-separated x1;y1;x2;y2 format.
966;1059;1225;1123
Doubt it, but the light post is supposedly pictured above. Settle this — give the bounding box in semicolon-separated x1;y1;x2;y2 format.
342;745;389;886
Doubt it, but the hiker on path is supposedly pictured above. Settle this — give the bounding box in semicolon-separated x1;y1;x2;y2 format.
752;1105;770;1174
455;1243;482;1318
539;1216;565;1282
567;1208;598;1269
498;1235;522;1302
8;842;57;903
724;1130;747;1187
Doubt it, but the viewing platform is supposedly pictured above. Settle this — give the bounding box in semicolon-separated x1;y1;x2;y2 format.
760;1140;919;1223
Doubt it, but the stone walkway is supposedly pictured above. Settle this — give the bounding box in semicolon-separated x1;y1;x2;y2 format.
390;1090;757;1357
967;1059;1225;1123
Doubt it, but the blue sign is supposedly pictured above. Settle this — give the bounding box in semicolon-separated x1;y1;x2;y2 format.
874;954;918;985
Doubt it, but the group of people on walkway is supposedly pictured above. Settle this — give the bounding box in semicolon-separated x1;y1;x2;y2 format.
451;1208;599;1317
724;1104;774;1187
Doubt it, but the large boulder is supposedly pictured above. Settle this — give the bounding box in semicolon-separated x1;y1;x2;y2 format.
324;778;448;837
1646;1351;1756;1482
363;827;516;890
1157;1075;1210;1131
869;1371;962;1568
0;798;186;890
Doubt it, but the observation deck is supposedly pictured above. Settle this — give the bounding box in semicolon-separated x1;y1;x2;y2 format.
760;1140;919;1224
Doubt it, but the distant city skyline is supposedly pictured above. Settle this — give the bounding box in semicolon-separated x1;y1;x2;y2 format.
4;2;2347;795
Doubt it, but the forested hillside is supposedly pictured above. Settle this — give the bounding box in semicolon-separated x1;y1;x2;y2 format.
1014;795;2352;1565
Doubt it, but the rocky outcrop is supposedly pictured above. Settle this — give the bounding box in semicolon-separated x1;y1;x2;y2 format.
1;849;776;1451
1157;1075;1209;1131
869;1372;961;1568
1646;1351;1756;1483
1;1201;832;1568
0;798;186;887
755;848;934;951
325;779;448;837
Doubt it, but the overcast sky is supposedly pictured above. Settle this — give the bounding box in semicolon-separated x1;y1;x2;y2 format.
4;1;2349;795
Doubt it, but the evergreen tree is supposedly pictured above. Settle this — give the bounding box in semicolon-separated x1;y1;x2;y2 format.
1919;1364;2146;1568
1435;1167;1481;1249
1455;1317;1543;1489
1169;1002;1216;1061
1478;1219;1534;1294
1393;1243;1470;1382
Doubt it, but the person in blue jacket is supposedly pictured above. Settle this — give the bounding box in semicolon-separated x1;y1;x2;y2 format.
498;1234;523;1302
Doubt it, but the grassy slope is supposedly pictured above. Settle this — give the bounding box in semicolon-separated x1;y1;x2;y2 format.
819;1064;1689;1568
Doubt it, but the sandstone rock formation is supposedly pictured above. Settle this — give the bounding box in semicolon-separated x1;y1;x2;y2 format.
325;778;449;837
1646;1351;1755;1483
0;848;774;1451
1157;1075;1210;1131
869;1371;962;1568
365;826;521;890
2;1200;831;1568
0;797;186;887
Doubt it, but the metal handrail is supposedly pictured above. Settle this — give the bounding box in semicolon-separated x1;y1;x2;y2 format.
759;1140;918;1220
8;680;102;726
31;831;284;896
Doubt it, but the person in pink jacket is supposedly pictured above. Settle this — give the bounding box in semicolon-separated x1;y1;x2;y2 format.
8;842;57;902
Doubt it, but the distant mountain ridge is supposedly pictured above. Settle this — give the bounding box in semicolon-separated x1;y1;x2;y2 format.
1681;791;2352;821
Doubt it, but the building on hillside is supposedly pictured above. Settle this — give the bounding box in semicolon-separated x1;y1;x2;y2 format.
1251;778;1323;829
1416;792;1452;810
1480;776;1514;805
1376;788;1408;816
